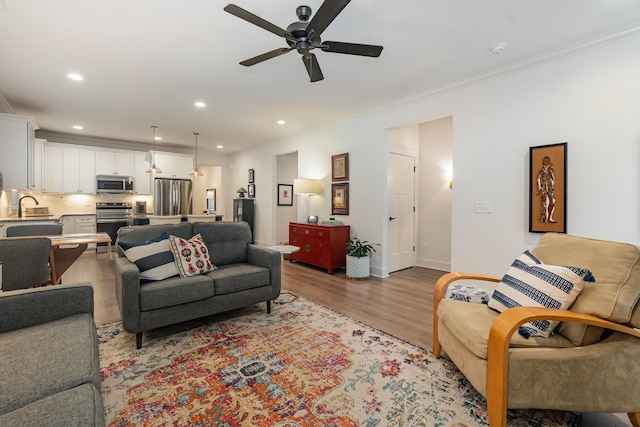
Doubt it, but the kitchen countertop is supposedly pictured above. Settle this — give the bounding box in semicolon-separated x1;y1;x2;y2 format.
0;213;97;223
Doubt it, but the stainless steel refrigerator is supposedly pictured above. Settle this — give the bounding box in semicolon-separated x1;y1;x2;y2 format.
153;178;193;216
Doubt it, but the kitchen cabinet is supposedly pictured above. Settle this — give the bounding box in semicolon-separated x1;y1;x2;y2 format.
41;144;63;193
42;143;95;194
30;139;44;193
95;150;135;176
60;214;97;250
233;198;254;242
63;147;95;194
134;152;151;194
288;223;350;274
154;153;194;179
0;113;34;190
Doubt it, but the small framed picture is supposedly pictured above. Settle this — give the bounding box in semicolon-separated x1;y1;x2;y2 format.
331;183;349;215
248;169;255;183
529;142;567;233
278;184;293;206
248;183;255;198
331;153;349;182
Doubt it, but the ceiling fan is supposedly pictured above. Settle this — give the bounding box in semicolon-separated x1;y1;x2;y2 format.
224;0;383;82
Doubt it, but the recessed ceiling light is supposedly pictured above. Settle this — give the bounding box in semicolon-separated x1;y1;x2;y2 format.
73;125;83;130
154;136;162;141
216;145;223;149
67;73;84;81
277;120;286;125
195;101;206;108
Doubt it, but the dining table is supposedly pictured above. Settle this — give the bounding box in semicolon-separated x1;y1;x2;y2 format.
46;233;112;284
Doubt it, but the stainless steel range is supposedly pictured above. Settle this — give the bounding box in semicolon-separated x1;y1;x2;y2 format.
96;202;132;252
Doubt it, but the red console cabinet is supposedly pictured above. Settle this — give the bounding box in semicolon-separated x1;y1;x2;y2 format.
288;222;350;274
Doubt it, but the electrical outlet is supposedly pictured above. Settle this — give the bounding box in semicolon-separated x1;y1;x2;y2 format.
475;201;493;214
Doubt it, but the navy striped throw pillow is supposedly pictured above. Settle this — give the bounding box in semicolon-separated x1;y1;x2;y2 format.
119;233;179;281
488;250;595;338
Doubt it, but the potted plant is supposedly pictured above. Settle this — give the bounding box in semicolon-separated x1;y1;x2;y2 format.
345;238;377;279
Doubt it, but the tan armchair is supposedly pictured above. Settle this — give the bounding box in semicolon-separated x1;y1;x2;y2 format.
433;233;640;427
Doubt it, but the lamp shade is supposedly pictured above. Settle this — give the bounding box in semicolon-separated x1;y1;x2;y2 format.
293;178;322;194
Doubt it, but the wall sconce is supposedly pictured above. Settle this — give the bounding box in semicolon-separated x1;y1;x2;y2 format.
445;169;453;189
293;178;322;223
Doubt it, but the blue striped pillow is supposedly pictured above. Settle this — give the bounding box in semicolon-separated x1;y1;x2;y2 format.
118;233;179;281
488;250;595;338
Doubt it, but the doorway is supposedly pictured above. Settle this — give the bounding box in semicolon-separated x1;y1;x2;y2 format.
388;153;416;272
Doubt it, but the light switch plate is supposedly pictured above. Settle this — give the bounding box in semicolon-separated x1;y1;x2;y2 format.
475;201;493;214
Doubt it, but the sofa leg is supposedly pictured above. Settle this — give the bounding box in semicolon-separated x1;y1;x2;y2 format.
628;413;640;427
136;332;142;349
267;300;272;314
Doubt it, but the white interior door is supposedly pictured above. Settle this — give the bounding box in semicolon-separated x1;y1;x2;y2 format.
388;153;415;272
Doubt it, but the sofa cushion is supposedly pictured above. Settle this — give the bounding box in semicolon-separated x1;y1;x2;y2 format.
0;383;105;427
193;222;251;265
207;264;271;295
139;275;215;311
119;233;179;281
532;233;640;344
0;313;100;416
169;233;217;277
437;299;576;360
116;223;193;257
488;250;593;338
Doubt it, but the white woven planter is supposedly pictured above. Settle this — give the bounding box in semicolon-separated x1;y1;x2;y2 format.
346;255;370;279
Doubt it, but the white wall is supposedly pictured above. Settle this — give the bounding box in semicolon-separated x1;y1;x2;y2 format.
418;117;453;271
275;152;298;244
229;35;640;280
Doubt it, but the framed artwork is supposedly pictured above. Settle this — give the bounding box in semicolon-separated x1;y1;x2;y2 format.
331;153;349;182
206;188;216;211
278;184;293;206
248;169;255;183
529;142;567;233
331;183;349;215
248;183;255;198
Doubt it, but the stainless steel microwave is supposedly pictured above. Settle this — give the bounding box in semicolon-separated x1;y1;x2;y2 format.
96;175;134;194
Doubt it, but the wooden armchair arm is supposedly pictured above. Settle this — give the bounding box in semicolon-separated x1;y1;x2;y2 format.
486;307;640;427
432;272;501;357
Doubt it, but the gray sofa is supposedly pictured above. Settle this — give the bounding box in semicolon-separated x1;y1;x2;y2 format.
115;221;281;348
0;283;105;426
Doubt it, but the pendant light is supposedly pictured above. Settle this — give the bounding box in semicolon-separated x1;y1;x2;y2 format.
189;132;204;176
145;125;163;174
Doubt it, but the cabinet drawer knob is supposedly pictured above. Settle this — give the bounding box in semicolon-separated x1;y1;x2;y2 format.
319;231;323;236
305;229;309;234
304;244;311;252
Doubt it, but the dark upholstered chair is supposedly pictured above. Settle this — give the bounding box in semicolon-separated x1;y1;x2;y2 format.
5;224;63;237
0;237;52;291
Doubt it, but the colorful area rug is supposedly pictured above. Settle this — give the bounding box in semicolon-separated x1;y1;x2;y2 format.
98;296;580;427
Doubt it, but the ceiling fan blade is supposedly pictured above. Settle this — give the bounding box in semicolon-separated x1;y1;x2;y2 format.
302;53;324;82
306;0;351;39
321;41;383;57
240;48;293;66
224;4;294;41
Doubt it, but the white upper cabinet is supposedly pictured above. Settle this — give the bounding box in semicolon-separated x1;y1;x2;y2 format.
95;151;135;176
153;153;194;179
62;147;95;193
42;143;95;194
41;144;63;193
0;113;34;190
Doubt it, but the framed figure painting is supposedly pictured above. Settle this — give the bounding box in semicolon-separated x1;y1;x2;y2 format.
529;142;567;233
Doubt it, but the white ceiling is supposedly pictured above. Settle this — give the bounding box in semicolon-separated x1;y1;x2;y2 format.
1;0;639;154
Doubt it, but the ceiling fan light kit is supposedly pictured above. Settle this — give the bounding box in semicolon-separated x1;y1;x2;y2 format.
224;1;383;82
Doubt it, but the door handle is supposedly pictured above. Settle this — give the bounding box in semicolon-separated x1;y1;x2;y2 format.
389;216;397;221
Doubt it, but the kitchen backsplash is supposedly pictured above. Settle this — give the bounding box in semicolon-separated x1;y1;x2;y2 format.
1;190;153;217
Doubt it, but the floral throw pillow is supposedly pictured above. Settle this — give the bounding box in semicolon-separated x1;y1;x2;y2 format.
168;233;217;277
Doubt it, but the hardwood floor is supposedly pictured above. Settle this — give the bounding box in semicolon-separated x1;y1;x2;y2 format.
63;251;631;427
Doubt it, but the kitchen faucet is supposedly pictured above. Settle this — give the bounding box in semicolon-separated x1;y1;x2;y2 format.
18;195;39;218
